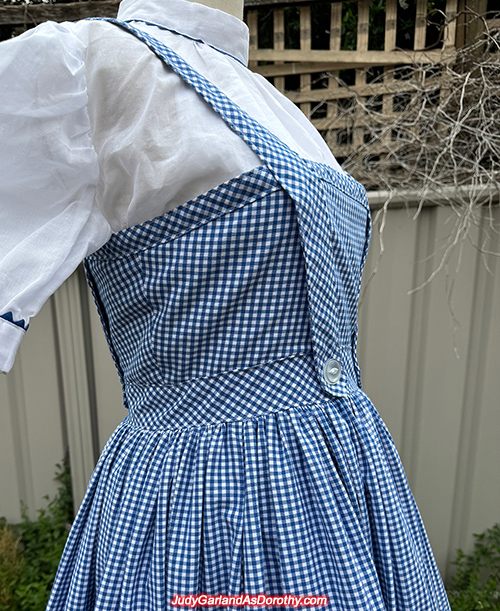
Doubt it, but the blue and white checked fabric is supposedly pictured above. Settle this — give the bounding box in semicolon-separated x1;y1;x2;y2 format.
45;19;451;611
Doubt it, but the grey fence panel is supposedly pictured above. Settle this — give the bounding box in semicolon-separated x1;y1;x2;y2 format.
0;298;66;522
358;203;500;581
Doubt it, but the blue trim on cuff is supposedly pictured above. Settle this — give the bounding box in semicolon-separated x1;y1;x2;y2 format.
0;312;29;331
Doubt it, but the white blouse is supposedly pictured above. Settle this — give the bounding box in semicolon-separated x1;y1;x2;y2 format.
0;0;344;373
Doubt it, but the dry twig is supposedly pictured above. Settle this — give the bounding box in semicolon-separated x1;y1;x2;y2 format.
316;10;500;297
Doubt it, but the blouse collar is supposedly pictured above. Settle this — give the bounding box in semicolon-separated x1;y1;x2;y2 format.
117;0;249;66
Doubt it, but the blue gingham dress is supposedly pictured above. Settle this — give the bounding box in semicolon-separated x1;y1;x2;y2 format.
45;19;451;611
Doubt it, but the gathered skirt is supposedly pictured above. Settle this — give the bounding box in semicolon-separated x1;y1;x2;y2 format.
45;386;451;611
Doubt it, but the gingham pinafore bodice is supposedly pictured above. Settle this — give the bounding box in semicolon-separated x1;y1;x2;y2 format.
45;19;452;611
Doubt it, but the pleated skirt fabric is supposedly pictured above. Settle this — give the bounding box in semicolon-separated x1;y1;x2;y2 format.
46;388;451;611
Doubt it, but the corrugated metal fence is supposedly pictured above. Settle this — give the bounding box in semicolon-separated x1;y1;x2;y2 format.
1;198;499;585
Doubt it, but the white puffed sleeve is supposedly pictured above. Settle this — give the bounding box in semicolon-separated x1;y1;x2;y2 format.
0;20;111;373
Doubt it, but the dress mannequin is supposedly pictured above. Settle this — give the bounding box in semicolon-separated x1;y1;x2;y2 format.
184;0;244;21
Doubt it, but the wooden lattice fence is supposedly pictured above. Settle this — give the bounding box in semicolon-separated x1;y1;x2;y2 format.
245;0;465;172
1;0;499;179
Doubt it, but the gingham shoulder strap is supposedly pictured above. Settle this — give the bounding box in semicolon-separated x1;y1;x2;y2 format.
86;17;370;397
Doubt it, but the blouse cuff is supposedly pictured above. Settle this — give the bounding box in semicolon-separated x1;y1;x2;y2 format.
0;314;26;373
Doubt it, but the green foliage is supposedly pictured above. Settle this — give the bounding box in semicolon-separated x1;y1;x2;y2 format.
341;0;389;52
0;528;23;611
257;7;273;50
284;6;300;50
311;3;331;51
447;524;500;611
341;3;358;51
396;0;416;49
368;0;386;51
0;454;73;611
426;0;447;49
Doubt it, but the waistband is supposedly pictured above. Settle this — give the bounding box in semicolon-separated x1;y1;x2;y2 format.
122;350;360;431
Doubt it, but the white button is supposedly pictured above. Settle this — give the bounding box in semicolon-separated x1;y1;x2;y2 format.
323;358;341;385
